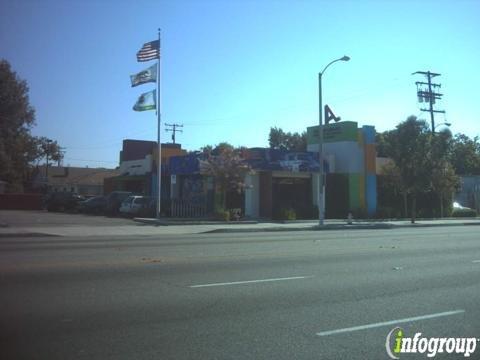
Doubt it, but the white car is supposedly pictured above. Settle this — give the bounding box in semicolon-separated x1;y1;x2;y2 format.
453;201;469;210
119;196;150;216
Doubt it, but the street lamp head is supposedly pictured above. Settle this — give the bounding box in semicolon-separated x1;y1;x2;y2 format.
434;122;452;130
320;55;351;76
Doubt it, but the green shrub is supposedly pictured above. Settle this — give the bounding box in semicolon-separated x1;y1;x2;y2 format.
451;208;477;218
214;208;230;221
278;208;296;220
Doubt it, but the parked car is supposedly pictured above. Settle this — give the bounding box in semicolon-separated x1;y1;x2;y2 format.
452;201;477;217
105;191;133;216
78;196;106;215
453;201;470;210
45;192;84;212
119;196;151;217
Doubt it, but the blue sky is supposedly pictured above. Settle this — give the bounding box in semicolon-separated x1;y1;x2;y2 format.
1;0;479;168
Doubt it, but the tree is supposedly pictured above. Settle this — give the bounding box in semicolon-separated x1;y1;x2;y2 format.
1;60;36;191
431;161;459;217
268;127;307;151
199;143;252;210
200;145;213;156
378;116;461;221
429;130;459;217
0;59;63;191
36;137;63;165
381;161;409;218
375;130;395;158
449;134;480;175
386;116;434;223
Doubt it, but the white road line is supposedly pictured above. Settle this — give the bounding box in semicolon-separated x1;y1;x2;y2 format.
190;275;313;288
316;310;465;337
472;260;480;263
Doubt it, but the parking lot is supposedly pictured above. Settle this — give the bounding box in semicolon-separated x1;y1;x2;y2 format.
0;210;134;228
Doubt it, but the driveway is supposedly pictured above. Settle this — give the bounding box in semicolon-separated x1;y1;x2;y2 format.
0;210;272;237
0;210;134;227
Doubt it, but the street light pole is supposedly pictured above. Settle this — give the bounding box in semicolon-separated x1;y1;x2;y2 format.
318;56;350;226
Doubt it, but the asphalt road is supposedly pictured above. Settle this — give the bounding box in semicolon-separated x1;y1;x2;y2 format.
1;226;480;359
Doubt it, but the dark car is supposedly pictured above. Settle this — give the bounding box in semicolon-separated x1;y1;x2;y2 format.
105;191;133;216
46;192;84;212
78;196;106;215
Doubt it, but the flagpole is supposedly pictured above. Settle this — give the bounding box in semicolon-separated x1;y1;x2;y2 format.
156;28;162;219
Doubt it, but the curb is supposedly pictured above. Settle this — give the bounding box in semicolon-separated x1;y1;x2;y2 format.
399;222;480;228
203;223;394;233
202;221;480;234
1;220;478;238
0;232;59;238
133;218;259;226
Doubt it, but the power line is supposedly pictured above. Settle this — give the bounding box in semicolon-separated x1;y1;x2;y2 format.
165;123;183;144
64;157;118;164
57;147;66;166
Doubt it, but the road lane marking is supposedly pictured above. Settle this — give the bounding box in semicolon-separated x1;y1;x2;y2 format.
316;310;465;337
189;275;313;288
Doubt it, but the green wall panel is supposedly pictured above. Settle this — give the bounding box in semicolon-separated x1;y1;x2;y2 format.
307;121;358;144
348;174;360;210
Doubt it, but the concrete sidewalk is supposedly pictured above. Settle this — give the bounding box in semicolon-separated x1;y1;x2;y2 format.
133;217;480;234
2;218;479;238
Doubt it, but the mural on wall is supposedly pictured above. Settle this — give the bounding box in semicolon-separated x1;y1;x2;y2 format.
243;148;321;172
169;154;201;175
169;149;321;175
278;153;320;172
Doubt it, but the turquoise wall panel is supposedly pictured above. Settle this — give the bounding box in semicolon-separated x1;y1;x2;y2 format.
366;174;377;216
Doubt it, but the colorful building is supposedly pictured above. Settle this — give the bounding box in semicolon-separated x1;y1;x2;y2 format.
306;121;377;217
168;121;377;219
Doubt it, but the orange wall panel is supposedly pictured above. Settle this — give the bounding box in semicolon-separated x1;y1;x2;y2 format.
365;144;376;174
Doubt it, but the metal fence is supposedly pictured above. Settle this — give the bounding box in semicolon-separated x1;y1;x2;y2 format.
170;199;206;218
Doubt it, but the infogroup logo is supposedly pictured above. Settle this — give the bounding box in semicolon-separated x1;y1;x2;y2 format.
385;327;479;359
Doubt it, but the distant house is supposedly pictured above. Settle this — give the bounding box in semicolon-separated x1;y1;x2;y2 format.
33;165;120;196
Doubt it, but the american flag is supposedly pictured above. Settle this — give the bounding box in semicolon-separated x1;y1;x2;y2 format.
136;40;160;62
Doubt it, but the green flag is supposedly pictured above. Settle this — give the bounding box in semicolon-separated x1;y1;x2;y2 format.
133;90;156;111
130;64;157;87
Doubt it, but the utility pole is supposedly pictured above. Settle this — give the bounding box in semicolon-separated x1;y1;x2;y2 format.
58;147;66;167
412;71;445;133
165;123;183;144
44;139;53;179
